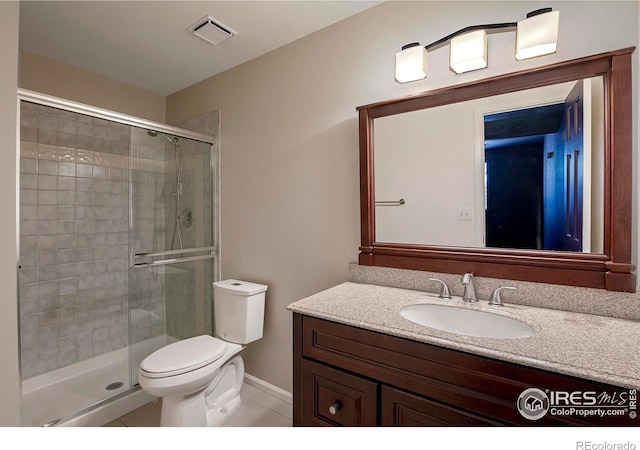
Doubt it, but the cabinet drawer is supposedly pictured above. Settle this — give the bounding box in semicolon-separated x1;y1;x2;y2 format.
301;359;378;426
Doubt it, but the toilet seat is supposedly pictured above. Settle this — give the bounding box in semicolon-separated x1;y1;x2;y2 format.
138;336;243;402
140;335;228;378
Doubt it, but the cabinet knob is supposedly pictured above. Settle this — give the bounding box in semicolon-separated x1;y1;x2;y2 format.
328;403;341;415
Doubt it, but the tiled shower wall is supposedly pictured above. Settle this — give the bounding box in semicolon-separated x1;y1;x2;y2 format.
18;102;168;379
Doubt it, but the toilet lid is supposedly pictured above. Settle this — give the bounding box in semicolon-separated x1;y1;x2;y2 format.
140;335;227;377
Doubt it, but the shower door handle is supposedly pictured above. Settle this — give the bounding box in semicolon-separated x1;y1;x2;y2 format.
130;245;216;268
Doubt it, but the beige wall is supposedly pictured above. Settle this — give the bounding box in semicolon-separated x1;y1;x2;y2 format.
166;1;638;392
0;1;23;426
20;51;166;123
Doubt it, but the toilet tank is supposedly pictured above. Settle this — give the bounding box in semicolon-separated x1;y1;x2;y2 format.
213;279;268;344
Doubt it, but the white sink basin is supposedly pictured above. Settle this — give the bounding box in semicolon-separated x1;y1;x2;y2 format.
400;304;534;339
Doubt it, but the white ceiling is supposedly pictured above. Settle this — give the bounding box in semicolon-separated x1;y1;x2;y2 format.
19;1;382;96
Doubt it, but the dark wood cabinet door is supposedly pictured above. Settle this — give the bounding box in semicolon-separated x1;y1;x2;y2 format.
301;359;378;426
381;385;503;426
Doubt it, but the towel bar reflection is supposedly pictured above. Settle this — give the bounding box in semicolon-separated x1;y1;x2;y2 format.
130;245;216;268
375;199;405;206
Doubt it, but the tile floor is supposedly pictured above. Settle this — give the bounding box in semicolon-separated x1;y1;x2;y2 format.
104;383;292;427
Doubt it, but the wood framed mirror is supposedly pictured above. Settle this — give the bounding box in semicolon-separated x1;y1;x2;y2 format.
357;48;635;292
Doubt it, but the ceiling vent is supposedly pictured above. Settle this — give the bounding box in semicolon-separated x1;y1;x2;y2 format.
188;15;237;46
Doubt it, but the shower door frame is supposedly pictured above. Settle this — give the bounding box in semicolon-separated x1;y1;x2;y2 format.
16;88;219;426
18;89;215;144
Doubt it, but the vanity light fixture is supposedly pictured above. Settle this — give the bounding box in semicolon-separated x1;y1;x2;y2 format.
516;9;560;60
450;29;488;74
395;8;559;83
395;42;428;83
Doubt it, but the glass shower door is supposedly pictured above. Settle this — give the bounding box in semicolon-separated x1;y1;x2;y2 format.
18;102;136;425
128;126;215;385
17;92;217;426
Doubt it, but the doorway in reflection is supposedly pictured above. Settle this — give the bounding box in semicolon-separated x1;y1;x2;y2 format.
484;81;585;252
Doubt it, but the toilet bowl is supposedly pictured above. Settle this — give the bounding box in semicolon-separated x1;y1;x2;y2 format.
138;279;267;427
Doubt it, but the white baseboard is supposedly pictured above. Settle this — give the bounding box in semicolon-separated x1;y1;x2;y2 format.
243;373;292;405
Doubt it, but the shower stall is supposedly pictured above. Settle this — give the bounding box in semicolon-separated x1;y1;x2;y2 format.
16;90;218;426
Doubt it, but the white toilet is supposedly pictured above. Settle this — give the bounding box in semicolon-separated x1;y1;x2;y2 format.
138;279;267;427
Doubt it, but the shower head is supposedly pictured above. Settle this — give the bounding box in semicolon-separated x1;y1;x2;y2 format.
147;129;180;149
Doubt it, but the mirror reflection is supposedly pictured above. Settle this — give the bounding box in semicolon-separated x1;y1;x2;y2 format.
374;76;604;253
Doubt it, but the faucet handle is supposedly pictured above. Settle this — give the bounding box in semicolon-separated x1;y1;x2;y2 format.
428;278;452;299
489;286;517;307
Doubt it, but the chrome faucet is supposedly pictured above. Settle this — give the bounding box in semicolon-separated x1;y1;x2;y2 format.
461;273;478;302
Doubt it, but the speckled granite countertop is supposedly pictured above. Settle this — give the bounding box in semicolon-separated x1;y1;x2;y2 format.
288;282;640;389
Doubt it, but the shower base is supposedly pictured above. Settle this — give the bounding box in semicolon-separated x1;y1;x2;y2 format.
21;334;173;427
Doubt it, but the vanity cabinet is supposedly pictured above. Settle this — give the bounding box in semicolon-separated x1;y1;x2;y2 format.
293;313;635;426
